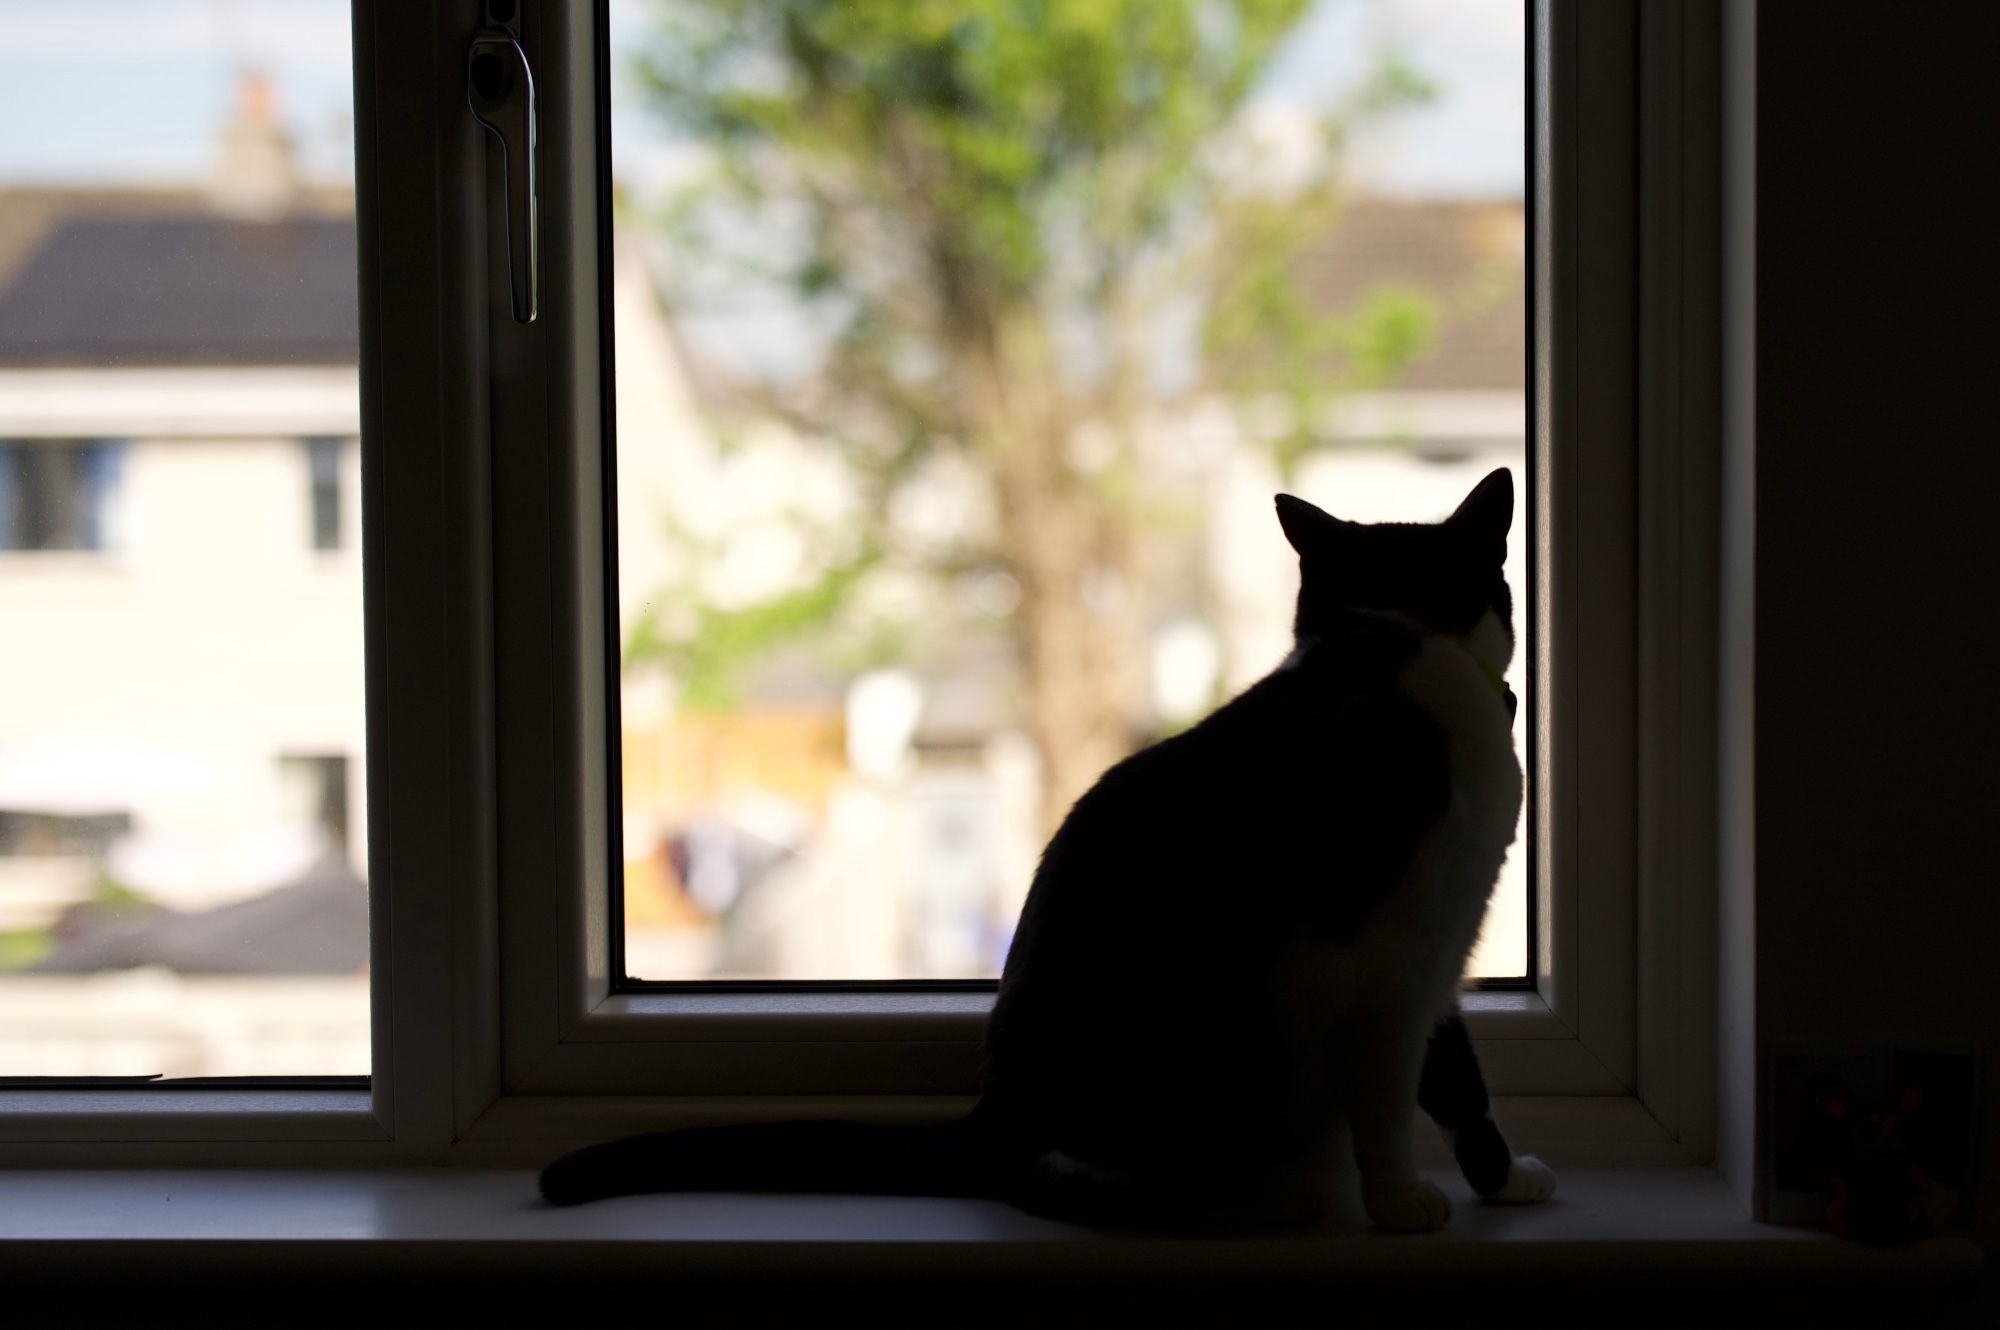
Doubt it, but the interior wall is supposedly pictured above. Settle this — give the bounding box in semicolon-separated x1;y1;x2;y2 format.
1750;0;2000;1248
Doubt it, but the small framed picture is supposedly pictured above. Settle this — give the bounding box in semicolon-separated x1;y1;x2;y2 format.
1767;1044;1977;1241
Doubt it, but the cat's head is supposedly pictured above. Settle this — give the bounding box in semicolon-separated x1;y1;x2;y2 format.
1274;467;1515;672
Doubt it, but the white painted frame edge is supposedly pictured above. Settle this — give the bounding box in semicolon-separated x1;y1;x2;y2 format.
0;0;495;1161
507;0;1670;1097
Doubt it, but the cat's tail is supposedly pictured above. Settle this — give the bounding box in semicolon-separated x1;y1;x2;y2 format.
538;1114;1004;1207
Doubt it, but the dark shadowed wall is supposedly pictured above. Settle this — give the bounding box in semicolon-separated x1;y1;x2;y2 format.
1749;0;2000;1251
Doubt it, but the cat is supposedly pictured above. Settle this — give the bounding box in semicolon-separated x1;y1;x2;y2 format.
540;467;1555;1232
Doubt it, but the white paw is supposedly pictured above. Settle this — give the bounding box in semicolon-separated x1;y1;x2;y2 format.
1367;1178;1453;1233
1486;1154;1558;1205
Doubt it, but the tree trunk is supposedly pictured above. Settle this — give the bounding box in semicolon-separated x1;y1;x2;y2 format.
970;319;1149;838
1001;475;1146;836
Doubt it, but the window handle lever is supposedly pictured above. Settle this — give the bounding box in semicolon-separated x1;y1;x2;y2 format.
468;27;538;324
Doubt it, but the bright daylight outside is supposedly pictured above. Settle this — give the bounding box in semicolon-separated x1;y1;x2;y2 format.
609;0;1530;982
0;1;366;1076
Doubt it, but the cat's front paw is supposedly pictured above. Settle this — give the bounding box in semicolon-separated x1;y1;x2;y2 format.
1484;1154;1558;1205
1366;1178;1452;1233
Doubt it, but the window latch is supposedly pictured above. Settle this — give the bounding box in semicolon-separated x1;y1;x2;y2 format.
467;25;538;324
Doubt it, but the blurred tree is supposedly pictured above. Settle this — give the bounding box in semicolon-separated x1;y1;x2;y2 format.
624;0;1436;831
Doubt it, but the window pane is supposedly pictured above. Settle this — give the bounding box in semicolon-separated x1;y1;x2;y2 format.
0;1;368;1074
609;0;1527;981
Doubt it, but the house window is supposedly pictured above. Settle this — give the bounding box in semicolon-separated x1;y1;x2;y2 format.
305;438;344;552
0;809;132;860
0;441;123;553
279;753;351;858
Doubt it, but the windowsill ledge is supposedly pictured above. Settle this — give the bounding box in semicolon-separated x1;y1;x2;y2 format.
0;1088;381;1144
0;1166;1983;1310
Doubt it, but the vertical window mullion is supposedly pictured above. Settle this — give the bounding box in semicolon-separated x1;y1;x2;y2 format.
355;0;506;1150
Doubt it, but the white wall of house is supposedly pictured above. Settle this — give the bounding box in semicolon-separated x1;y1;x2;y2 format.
0;368;374;1075
0;367;365;915
0;973;371;1078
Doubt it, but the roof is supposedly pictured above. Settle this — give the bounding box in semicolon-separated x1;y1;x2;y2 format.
1286;198;1526;392
668;196;1527;413
0;189;357;368
0;189;1518;385
28;851;368;976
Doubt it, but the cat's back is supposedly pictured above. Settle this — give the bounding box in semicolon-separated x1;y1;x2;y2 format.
998;614;1446;977
983;616;1462;1160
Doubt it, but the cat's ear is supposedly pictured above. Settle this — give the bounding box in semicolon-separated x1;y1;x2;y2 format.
1447;468;1513;556
1275;493;1350;557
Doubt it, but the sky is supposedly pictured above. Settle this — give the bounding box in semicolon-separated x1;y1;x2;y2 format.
0;0;1524;196
0;0;359;185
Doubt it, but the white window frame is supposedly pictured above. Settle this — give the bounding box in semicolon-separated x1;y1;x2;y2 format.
0;0;1722;1168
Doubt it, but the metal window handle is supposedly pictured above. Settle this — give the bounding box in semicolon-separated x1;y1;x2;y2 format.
468;28;538;324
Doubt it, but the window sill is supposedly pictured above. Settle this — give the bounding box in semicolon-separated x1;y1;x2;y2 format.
0;1088;380;1144
586;989;994;1041
0;1167;1981;1311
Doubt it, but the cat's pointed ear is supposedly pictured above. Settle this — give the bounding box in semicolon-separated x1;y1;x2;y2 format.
1275;493;1350;556
1448;468;1513;555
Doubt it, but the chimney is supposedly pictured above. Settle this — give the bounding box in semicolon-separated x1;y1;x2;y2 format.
208;69;298;221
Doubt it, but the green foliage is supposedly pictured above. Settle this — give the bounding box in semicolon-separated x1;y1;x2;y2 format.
90;871;149;912
0;876;154;972
1211;266;1440;482
622;0;1444;703
0;928;49;972
634;0;1312;291
626;537;881;713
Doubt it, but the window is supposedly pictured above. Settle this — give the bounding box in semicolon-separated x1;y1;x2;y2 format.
605;0;1532;985
0;3;369;1083
305;438;345;552
0;0;1720;1169
464;0;1709;1130
0;441;123;552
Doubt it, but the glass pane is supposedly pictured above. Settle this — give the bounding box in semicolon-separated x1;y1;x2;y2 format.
0;1;368;1074
610;0;1527;981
